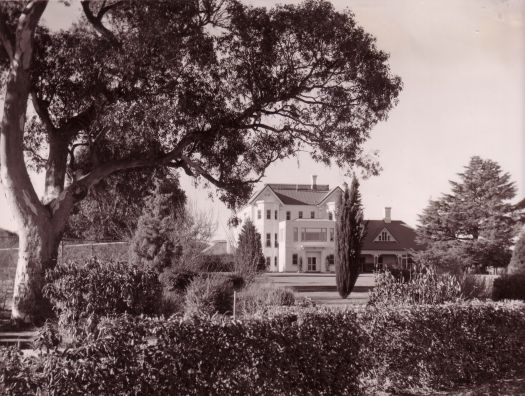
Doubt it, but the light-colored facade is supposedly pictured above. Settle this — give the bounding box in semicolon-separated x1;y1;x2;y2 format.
237;176;341;272
238;177;421;272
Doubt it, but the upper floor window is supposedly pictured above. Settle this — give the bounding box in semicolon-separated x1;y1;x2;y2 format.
292;254;298;265
310;211;315;219
266;233;271;247
274;210;278;220
301;228;327;242
266;210;271;220
328;212;333;221
257;210;261;219
274;256;278;267
274;233;278;247
298;211;303;219
286;211;291;220
329;228;334;242
265;256;271;267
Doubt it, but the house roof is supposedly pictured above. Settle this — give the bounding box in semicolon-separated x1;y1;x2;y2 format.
257;183;335;206
362;220;422;251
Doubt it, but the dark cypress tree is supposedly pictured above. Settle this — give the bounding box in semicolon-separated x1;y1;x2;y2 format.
130;176;186;273
335;177;366;298
235;219;266;275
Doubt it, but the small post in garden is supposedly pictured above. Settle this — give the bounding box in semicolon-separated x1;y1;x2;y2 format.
233;291;237;319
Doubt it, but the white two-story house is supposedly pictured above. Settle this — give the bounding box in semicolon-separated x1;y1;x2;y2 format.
237;176;421;272
237;176;341;272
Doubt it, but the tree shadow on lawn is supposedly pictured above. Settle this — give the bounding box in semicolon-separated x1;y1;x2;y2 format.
289;285;374;293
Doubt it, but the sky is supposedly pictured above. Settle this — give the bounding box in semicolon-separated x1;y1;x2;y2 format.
0;0;523;239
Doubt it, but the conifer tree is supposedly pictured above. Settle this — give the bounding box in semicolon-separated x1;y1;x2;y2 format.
130;176;186;273
417;156;516;273
234;219;266;275
335;177;366;298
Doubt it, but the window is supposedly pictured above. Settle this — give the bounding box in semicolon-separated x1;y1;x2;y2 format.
275;233;278;247
274;210;278;220
326;254;334;271
310;211;315;219
266;210;271;220
329;228;334;242
298;211;303;219
379;231;390;241
257;210;261;219
301;228;327;242
266;233;271;247
286;211;291;220
293;227;298;242
266;257;271;267
328;212;333;221
274;257;278;267
292;254;298;265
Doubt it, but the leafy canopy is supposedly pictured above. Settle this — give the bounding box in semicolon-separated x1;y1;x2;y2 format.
3;0;401;210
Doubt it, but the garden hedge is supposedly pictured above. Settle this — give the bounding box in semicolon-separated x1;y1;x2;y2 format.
1;302;525;395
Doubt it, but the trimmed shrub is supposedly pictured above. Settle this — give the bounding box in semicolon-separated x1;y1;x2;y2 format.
360;302;525;392
2;303;525;395
43;258;162;338
237;282;296;317
493;274;525;301
368;270;463;307
0;313;363;395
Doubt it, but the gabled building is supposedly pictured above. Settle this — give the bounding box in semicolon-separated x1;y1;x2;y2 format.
238;176;421;272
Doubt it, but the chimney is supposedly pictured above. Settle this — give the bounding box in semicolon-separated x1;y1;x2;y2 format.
384;207;392;223
311;175;317;190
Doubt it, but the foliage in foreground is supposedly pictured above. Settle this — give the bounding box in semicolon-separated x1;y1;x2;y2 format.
43;259;162;338
2;301;525;395
360;302;525;392
2;302;525;395
0;313;362;396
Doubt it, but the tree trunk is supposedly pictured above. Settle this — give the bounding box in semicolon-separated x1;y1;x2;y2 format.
12;218;61;323
0;1;49;322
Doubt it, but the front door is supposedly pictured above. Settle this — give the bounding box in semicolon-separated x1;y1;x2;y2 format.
307;256;317;271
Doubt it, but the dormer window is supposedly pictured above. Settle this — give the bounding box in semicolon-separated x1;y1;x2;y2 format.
328;212;333;221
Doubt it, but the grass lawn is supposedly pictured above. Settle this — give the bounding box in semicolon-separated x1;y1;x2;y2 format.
264;273;375;306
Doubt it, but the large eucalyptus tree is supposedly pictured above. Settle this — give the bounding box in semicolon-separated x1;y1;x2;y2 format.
0;0;401;321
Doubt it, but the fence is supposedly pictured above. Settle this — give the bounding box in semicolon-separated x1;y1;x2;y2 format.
0;240;131;311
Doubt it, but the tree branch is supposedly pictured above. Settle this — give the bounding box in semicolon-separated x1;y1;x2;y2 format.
0;8;14;62
80;0;120;46
30;90;56;132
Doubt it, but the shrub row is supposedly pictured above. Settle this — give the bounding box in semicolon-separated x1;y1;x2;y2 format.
360;301;525;392
2;302;525;395
1;312;362;396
